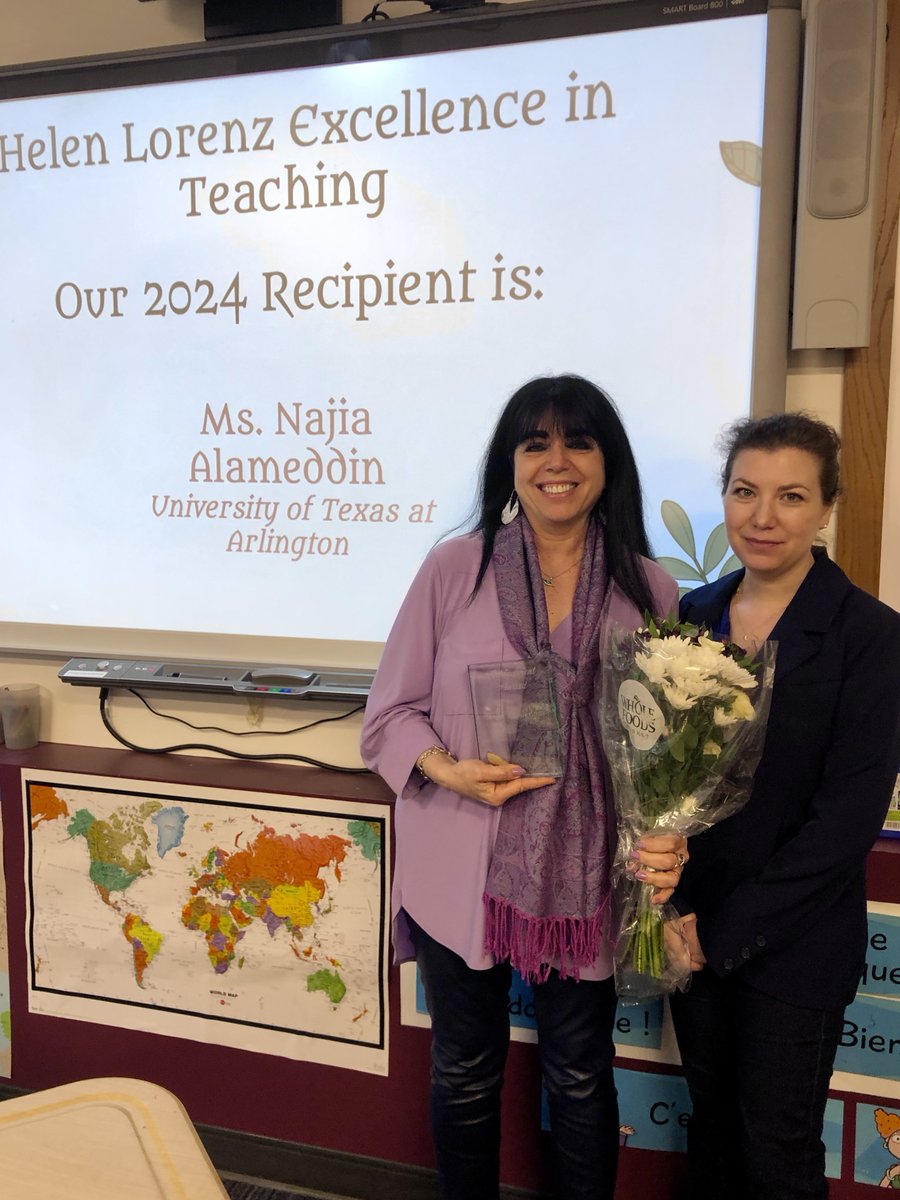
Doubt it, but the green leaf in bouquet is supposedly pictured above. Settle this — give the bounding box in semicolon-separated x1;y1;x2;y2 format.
643;759;664;786
682;722;700;749
669;732;686;763
652;768;670;796
661;500;697;559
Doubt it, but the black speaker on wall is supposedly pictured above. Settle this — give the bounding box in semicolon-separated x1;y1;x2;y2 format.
204;0;342;40
791;0;886;349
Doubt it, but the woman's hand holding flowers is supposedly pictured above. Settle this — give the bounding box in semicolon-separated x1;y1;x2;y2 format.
421;752;556;807
626;834;689;904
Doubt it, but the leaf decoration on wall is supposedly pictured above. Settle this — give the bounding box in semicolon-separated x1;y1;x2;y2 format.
702;522;730;575
719;140;763;187
656;504;740;593
718;553;743;577
661;500;696;558
656;556;707;583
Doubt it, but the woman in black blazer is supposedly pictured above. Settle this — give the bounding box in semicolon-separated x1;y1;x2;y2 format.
668;413;900;1200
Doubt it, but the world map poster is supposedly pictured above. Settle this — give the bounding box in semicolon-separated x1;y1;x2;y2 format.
23;771;389;1074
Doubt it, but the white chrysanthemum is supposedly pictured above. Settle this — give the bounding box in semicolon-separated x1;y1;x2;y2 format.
697;635;725;655
702;740;722;757
636;635;758;700
709;655;758;692
635;652;670;686
661;681;696;711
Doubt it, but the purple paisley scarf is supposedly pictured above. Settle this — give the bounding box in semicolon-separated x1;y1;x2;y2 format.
483;514;612;982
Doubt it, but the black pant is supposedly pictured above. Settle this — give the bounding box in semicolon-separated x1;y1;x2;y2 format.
669;967;844;1200
409;916;619;1200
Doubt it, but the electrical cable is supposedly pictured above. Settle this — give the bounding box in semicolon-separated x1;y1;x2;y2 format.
98;687;370;773
126;687;364;737
362;2;394;19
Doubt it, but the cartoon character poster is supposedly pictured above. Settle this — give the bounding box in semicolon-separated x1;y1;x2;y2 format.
855;1105;900;1187
875;1109;900;1188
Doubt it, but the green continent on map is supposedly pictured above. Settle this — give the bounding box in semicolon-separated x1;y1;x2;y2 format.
122;913;164;986
68;801;163;902
308;968;347;1004
347;820;382;863
183;825;352;976
0;1011;10;1042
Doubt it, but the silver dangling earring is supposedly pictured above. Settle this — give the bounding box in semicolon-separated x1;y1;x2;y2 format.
500;491;520;525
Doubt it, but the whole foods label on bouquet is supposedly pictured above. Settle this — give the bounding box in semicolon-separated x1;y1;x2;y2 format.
618;680;666;750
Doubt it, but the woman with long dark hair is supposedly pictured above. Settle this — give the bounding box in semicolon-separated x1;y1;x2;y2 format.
361;374;683;1200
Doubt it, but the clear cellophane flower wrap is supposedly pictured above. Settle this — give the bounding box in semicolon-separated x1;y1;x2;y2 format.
598;617;776;1002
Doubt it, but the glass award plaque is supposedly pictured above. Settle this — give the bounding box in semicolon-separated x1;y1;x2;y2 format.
467;658;564;777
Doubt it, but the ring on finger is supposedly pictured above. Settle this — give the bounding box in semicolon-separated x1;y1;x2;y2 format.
675;851;686;869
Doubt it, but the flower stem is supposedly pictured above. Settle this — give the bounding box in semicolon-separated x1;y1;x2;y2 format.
632;885;664;980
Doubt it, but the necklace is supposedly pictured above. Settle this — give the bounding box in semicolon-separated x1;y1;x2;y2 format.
540;556;582;587
730;581;788;647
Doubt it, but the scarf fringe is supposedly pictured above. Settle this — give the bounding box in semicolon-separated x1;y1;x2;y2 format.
483;893;609;984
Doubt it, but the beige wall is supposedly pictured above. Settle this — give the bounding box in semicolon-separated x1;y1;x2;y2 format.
0;0;888;758
0;0;204;65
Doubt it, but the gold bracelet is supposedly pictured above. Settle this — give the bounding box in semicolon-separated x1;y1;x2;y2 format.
416;745;457;780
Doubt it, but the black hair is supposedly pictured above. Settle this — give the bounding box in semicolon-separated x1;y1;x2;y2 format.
471;374;656;615
718;411;842;505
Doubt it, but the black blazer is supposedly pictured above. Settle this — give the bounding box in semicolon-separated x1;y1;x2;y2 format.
675;549;900;1010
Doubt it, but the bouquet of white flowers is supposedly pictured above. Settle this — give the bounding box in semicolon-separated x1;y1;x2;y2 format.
598;617;776;1000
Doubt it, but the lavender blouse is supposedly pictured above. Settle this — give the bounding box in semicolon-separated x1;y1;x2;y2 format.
360;533;678;975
